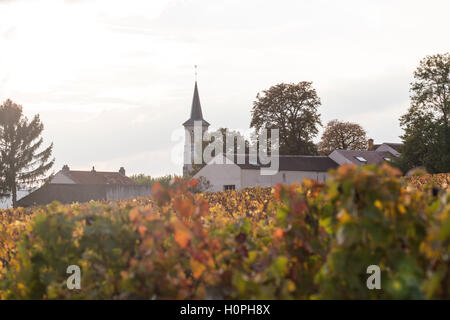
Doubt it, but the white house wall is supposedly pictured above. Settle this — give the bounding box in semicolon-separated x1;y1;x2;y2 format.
195;164;331;192
194;162;242;192
106;185;151;200
241;169;329;188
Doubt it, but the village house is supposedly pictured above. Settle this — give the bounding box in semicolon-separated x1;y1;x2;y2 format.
193;154;338;192
17;166;150;207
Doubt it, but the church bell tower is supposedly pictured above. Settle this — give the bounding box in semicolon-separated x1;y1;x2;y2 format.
183;75;209;176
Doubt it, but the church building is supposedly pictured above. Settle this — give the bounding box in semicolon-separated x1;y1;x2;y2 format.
182;79;402;192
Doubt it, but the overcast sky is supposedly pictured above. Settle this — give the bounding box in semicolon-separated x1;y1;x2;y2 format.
0;0;449;176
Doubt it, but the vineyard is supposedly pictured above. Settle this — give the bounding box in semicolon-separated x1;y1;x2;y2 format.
403;172;450;191
0;164;449;299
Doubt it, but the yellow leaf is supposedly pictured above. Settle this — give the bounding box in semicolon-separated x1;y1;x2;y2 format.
337;209;351;223
287;280;296;292
190;258;206;279
374;200;383;211
397;204;407;214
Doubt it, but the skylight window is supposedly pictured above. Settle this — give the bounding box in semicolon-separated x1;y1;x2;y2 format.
355;156;367;162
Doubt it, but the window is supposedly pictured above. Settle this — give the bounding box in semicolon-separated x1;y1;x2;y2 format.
355;156;367;163
223;185;236;191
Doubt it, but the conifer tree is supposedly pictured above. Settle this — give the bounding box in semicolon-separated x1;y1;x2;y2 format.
0;99;54;207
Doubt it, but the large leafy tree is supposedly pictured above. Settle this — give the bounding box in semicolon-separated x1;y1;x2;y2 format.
250;82;322;155
397;53;450;173
0;99;54;207
318;119;367;155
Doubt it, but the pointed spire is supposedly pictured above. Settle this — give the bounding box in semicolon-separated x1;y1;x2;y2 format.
183;76;210;127
190;81;203;120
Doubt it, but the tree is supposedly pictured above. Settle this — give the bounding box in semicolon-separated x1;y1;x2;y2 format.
317;119;367;155
187;127;250;176
130;174;176;189
250;82;322;155
206;127;250;155
0;99;54;207
397;53;450;173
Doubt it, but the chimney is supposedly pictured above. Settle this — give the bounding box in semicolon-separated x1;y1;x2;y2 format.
62;164;70;172
119;167;126;176
91;166;96;173
368;138;374;151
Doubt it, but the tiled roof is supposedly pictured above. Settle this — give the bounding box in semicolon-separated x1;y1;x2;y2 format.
334;150;393;165
62;170;135;185
382;143;403;152
222;154;339;172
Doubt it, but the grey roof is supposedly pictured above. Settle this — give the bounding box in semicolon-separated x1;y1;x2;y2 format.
58;170;135;185
223;154;339;172
183;81;210;127
381;143;403;152
334;149;393;165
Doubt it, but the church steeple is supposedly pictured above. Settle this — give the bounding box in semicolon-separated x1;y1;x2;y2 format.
182;81;210;127
182;74;210;176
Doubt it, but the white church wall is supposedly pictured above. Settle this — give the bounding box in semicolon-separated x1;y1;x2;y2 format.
194;162;242;192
